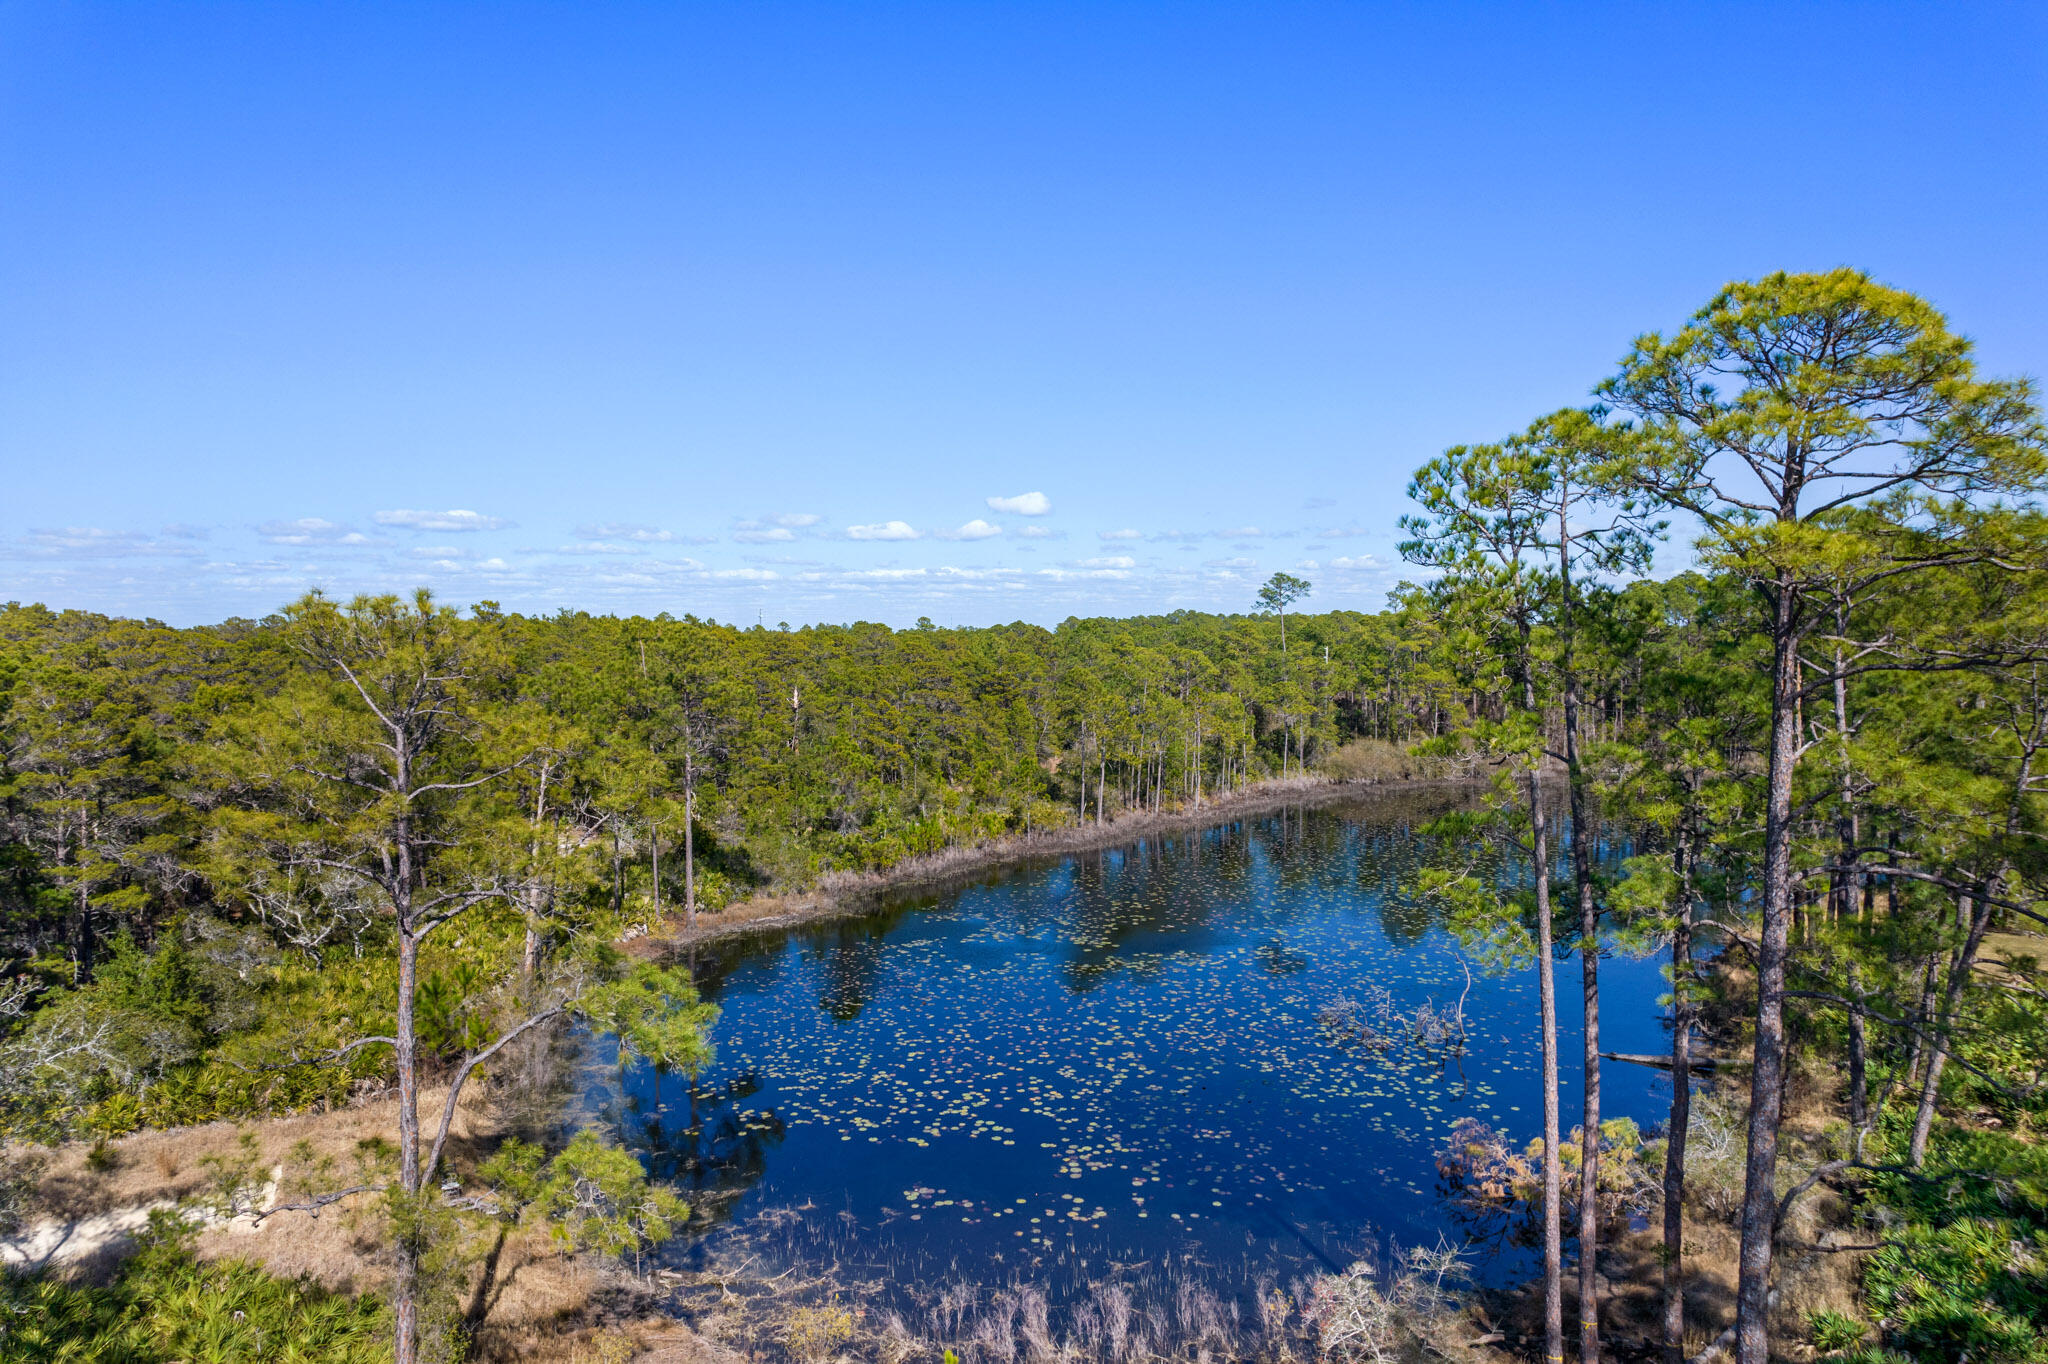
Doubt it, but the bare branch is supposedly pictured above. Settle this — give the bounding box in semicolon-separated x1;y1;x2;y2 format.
223;1035;398;1074
422;1006;567;1185
251;1183;385;1225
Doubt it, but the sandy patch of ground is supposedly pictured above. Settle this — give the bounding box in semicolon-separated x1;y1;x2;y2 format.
6;1087;725;1363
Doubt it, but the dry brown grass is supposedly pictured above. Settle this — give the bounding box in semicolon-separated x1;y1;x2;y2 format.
1321;738;1438;783
20;1085;490;1225
1978;928;2047;993
14;1086;732;1363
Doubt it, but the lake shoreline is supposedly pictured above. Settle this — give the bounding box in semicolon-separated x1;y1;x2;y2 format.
632;772;1484;952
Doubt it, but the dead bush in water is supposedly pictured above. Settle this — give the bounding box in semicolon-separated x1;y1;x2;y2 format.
785;1302;857;1361
1302;1240;1477;1364
1435;1115;1662;1234
1319;974;1469;1057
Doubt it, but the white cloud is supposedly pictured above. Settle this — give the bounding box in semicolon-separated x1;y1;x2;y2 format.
375;508;510;532
15;528;205;559
1098;528;1142;541
1036;565;1132;581
986;491;1052;516
1206;556;1259;569
1081;555;1137;569
608;557;705;577
1329;554;1380;569
575;522;674;543
1313;526;1371;539
936;566;1025;580
938;518;1002;540
734;514;822;543
1016;525;1059;539
847;520;920;541
257;517;371;546
713;567;780;580
1218;526;1265;539
840;567;929;580
548;541;647;556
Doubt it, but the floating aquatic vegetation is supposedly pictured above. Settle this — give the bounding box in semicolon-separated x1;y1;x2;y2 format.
581;796;1676;1342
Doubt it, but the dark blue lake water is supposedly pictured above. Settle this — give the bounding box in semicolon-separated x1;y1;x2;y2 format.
583;789;1679;1307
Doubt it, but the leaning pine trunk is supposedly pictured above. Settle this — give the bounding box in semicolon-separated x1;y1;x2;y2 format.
1905;954;1939;1086
1909;888;1996;1166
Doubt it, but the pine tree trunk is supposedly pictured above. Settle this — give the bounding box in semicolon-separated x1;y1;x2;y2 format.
1662;896;1693;1364
1847;963;1869;1162
522;767;551;979
1734;586;1802;1364
1549;502;1605;1363
684;737;697;926
1661;803;1698;1362
394;925;422;1364
70;881;93;984
1561;646;1602;1362
1529;768;1566;1364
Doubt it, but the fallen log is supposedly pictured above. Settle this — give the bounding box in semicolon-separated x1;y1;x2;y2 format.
1600;1051;1724;1073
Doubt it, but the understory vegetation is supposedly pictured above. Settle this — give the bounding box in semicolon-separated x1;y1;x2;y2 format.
5;269;2048;1364
0;1211;390;1363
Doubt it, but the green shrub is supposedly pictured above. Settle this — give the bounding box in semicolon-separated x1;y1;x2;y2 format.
1809;1310;1867;1354
1856;1126;2048;1363
0;1213;390;1363
1861;1218;2048;1363
85;1093;144;1138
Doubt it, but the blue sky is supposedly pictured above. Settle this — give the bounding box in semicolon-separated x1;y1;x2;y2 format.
3;2;2044;627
